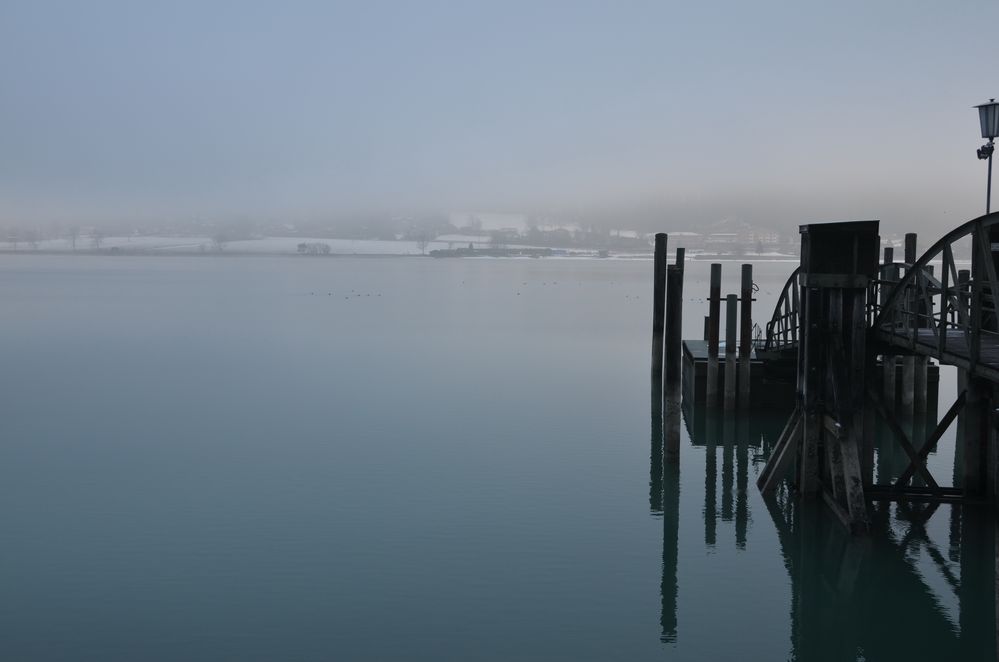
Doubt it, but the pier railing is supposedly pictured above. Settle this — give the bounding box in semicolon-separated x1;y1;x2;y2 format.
870;213;999;379
762;267;801;352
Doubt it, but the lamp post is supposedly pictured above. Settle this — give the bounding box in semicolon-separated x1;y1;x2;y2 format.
975;99;999;213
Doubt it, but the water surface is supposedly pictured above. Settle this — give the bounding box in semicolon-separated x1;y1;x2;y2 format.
0;255;992;661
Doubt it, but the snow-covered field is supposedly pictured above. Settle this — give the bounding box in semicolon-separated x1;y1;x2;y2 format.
0;236;477;255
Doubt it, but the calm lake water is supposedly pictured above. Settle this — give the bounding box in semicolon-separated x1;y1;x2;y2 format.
0;255;994;661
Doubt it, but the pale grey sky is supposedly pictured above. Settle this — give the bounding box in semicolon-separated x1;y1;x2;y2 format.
1;0;997;234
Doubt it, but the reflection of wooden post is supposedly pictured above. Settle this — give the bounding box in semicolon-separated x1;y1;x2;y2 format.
650;417;663;513
704;415;717;547
664;262;684;463
724;294;738;413
735;419;748;549
739;264;753;411
660;462;679;643
651;233;667;418
706;264;722;408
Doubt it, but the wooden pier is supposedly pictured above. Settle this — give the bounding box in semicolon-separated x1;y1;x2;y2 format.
651;213;999;532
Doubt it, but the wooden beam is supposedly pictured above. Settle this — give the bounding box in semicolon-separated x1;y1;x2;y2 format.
758;408;802;493
896;391;966;486
868;386;939;488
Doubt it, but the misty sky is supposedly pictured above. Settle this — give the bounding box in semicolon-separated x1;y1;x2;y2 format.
2;0;998;234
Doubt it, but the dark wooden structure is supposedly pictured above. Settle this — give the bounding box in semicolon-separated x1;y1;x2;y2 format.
653;215;999;532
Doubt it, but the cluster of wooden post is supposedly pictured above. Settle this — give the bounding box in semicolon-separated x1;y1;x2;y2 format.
702;263;754;413
878;233;944;463
651;233;685;462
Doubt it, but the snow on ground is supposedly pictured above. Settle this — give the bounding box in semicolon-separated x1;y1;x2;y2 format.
0;235;473;255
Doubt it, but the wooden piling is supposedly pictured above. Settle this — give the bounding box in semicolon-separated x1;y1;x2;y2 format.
664;263;684;462
800;286;822;496
706;264;722;408
739;264;753;411
901;234;918;423
724;294;738;413
882;247;896;412
651;233;667;417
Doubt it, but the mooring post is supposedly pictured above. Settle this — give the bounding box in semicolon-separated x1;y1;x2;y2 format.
739;264;753;411
706;264;722;408
724;294;738;413
664;262;684;463
651;233;667;419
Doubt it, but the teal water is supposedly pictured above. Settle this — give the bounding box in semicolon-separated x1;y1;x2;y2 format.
0;255;993;661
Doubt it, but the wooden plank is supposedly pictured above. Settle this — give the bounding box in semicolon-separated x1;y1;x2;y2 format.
839;432;871;533
758;408;802;492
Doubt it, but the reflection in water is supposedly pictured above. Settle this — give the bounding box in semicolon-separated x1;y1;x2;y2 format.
661;460;679;643
652;404;998;660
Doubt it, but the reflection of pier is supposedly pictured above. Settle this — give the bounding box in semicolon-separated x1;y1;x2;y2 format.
650;405;999;657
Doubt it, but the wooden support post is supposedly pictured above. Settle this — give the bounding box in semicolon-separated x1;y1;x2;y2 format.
706;264;721;408
651;233;667;419
724;294;738;414
913;356;929;445
800;286;823;496
842;288;870;532
882;247;896;413
664;264;684;463
904;232;917;265
963;377;990;495
703;316;709;341
739;264;753;411
956;268;970;483
901;234;917;424
901;356;916;422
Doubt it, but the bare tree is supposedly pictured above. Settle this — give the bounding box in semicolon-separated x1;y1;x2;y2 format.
69;226;79;251
416;232;432;255
211;233;227;251
92;229;103;249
